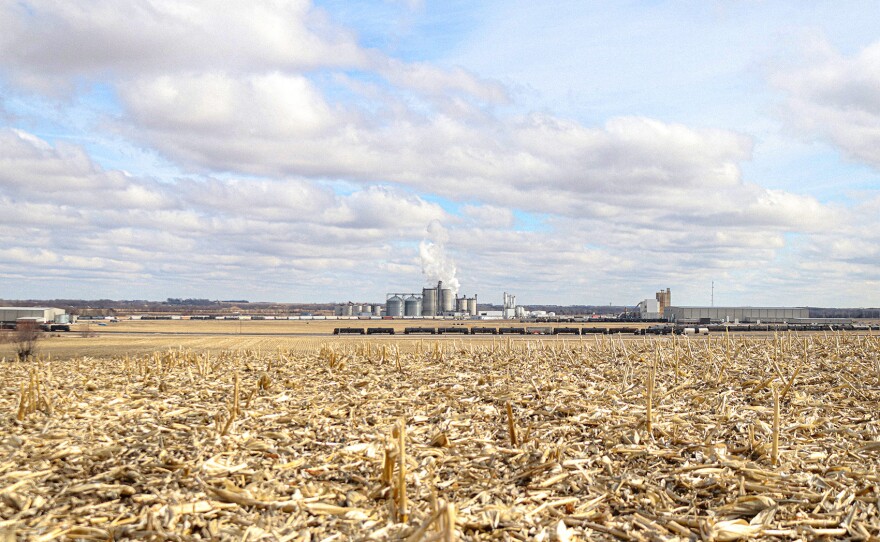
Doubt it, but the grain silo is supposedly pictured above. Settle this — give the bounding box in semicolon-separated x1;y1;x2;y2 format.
421;287;437;317
440;288;454;313
467;295;477;316
456;296;468;312
372;305;382;316
404;295;422;317
386;296;403;318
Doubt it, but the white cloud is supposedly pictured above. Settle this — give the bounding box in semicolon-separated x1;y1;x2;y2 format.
460;204;515;228
0;129;450;298
0;0;368;89
115;71;767;221
774;39;880;169
1;2;878;305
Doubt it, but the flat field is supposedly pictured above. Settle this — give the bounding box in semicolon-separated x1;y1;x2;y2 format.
2;319;652;360
1;332;878;540
71;318;651;336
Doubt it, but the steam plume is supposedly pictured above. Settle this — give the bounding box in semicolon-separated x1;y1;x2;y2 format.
419;220;460;292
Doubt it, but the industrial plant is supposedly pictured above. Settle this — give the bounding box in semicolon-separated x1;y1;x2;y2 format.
328;285;861;331
335;281;479;318
5;283;869;336
385;280;478;317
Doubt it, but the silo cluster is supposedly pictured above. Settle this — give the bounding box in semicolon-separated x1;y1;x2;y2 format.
421;281;457;316
334;302;384;317
384;281;478;318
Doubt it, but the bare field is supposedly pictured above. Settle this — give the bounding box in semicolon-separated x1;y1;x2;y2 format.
0;321;871;359
3;333;605;360
71;319;652;336
1;333;879;540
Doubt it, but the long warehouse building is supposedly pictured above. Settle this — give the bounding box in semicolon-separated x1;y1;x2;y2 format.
665;306;808;324
0;307;69;324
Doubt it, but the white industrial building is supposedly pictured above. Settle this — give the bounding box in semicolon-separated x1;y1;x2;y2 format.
0;307;70;324
637;298;661;319
665;306;808;324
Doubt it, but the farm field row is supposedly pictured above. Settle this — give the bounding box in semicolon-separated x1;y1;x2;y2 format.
3;328;876;360
2;332;656;360
1;333;878;540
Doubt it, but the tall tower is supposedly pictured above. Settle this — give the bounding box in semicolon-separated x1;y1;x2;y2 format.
656;288;671;316
503;292;517;319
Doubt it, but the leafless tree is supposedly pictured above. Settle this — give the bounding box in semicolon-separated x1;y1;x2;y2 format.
14;320;41;361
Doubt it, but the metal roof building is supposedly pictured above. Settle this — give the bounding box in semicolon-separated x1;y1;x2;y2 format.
0;307;68;324
665;306;808;324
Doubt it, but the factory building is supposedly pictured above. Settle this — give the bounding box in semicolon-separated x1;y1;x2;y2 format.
634;288;670;319
0;307;70;325
637;298;661;319
665;306;809;324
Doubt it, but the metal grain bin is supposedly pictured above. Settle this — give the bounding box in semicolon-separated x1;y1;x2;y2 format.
404;296;422;317
386;296;404;318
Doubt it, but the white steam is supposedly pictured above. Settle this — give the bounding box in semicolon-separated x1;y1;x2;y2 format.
419;220;460;293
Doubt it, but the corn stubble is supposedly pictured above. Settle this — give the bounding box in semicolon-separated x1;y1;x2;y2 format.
1;333;879;540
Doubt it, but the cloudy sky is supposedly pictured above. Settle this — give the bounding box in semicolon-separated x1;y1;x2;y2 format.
1;1;879;306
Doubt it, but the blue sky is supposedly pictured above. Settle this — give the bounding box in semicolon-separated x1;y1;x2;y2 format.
1;1;879;306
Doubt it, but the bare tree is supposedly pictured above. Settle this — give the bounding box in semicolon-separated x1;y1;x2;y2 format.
14;320;41;361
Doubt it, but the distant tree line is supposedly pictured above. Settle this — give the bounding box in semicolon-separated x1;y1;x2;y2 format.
165;298;217;306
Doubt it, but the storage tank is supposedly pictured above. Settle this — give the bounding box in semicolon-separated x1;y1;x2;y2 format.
456;297;468;312
343;304;354;316
467;297;477;316
515;306;525;318
440;288;454;313
386;296;403;318
404;296;422;317
372;305;382;317
421;288;437;317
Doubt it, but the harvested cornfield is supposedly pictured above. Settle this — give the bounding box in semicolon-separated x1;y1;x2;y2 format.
1;333;879;540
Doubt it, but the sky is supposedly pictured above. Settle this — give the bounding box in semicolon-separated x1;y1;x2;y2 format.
1;1;879;307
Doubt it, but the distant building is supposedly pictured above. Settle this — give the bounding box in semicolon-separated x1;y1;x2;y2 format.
665;306;808;324
637;298;661;319
655;288;671;316
0;307;70;324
